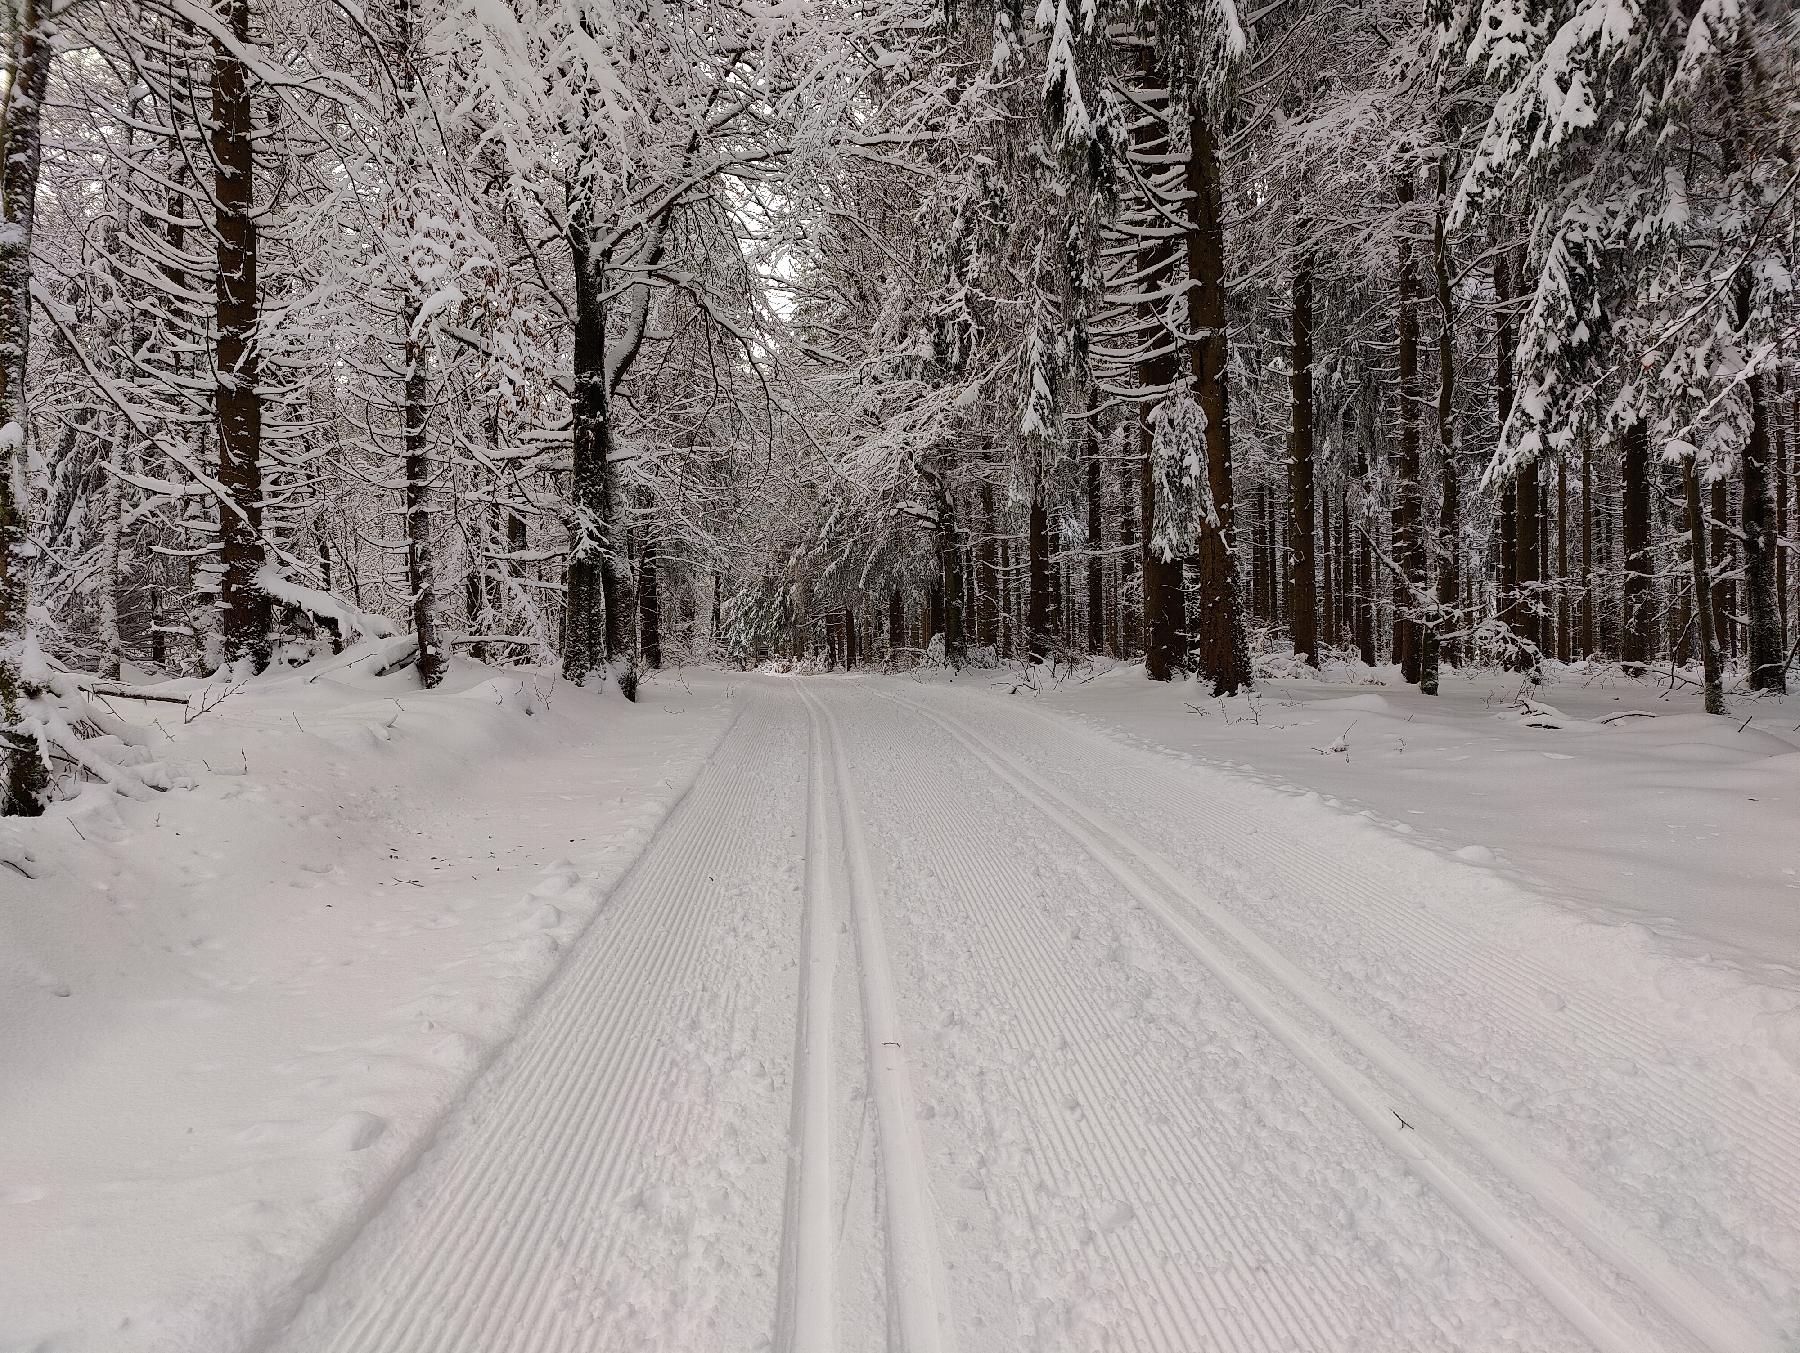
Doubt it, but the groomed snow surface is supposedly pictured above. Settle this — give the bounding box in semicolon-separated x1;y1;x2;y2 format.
3;653;1797;1353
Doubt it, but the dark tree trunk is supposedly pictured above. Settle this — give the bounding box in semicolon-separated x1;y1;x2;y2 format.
1287;252;1319;666
1320;490;1335;648
1556;460;1571;662
1027;467;1051;662
1183;111;1249;693
402;333;442;685
1517;467;1541;661
940;486;965;667
1118;456;1137;656
392;0;442;688
1139;390;1184;679
564;224;619;681
1710;477;1733;659
1392;172;1424;686
1251;485;1267;622
1355;515;1375;665
1430;163;1457;684
978;478;999;647
1685;460;1726;713
1776;362;1789;651
1620;418;1652;669
638;529;661;669
1085;407;1104;654
1739;279;1785;691
1581;446;1596;657
998;536;1013;658
1494;246;1531;666
213;0;270;671
1135;170;1186;680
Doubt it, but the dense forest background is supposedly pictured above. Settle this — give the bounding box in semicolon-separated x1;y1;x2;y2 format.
1;0;1795;814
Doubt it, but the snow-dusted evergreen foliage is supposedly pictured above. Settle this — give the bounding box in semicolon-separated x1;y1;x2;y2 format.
0;0;1795;809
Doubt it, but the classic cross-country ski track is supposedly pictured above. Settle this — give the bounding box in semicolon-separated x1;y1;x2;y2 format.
266;677;1800;1353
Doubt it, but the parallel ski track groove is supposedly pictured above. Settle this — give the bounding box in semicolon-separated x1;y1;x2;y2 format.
1039;705;1800;1220
771;683;838;1353
795;682;955;1353
292;693;793;1353
841;693;1364;1352
881;686;1776;1353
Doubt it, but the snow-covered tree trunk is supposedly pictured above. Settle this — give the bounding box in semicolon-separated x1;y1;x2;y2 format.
211;0;270;671
0;0;50;815
1737;271;1785;693
402;329;443;686
395;0;443;689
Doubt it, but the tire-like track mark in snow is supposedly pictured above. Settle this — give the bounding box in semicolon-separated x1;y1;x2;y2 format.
772;686;837;1353
795;681;957;1353
265;688;806;1353
880;687;1773;1353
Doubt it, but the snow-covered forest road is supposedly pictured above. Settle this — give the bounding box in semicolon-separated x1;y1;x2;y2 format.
263;676;1799;1353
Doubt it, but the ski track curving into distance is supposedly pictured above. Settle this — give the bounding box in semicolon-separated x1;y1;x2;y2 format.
876;684;1777;1353
771;684;838;1353
254;676;1786;1353
795;680;957;1353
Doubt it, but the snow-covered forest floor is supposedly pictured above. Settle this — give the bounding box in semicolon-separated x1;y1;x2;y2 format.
3;654;1796;1353
1003;656;1799;967
1;651;735;1352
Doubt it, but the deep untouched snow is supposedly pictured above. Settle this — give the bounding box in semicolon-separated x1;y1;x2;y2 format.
3;660;1797;1353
